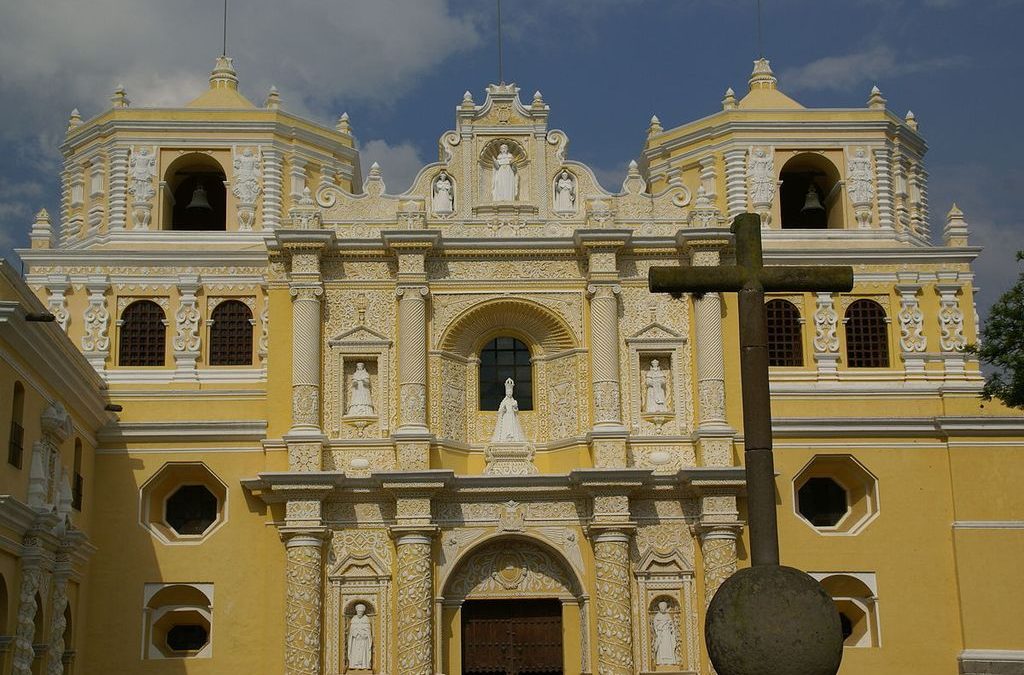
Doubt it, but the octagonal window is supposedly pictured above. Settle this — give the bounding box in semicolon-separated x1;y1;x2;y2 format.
793;455;879;535
140;463;228;544
797;477;848;527
166;485;218;536
144;584;213;659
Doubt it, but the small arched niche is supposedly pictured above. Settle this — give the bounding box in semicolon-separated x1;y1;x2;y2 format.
779;153;844;230
162;153;227;231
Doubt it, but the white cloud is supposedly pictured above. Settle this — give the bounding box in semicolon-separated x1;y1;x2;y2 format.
781;46;967;92
358;139;428;195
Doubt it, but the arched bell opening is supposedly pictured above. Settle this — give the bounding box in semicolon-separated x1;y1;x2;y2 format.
779;153;844;229
162;153;227;231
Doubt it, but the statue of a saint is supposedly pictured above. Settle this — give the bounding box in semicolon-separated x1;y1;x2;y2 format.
491;143;518;201
232;147;262;204
644;359;670;413
432;171;454;213
491;377;526;442
128;146;156;203
652;601;678;665
346;362;375;416
347;603;373;670
747;147;775;206
554;170;575;212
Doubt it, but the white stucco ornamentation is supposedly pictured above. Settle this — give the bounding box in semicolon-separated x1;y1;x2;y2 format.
554;170;576;213
938;285;966;352
593;530;634;675
11;562;42;675
81;279;110;355
173;295;201;353
233;146;262;230
747;146;775;226
813;293;840;353
431;171;454;215
847;147;875;228
897;286;927;353
285;535;325;675
128;146;157;230
492;143;518;201
395;533;433;675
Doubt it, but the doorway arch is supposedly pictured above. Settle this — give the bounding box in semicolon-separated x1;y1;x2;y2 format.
440;535;589;675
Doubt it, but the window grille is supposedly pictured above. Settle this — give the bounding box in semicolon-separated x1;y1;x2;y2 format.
72;438;83;511
766;299;804;366
479;337;533;411
119;300;166;366
209;300;253;366
8;382;24;468
845;299;890;368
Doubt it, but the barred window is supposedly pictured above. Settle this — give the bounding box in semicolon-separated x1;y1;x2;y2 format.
766;299;804;366
209;300;253;366
119;300;166;367
845;300;890;368
479;337;533;411
8;381;25;469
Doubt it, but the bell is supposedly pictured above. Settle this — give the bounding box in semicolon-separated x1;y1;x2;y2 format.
186;184;212;211
801;184;825;213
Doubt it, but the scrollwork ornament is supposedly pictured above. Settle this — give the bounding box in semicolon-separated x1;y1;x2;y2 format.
285;538;324;675
173;299;201;352
593;533;634;675
939;296;966;352
813;294;840;353
395;537;433;675
898;294;927;352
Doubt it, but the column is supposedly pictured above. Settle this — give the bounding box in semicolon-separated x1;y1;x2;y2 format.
593;530;634;675
262;147;284;230
172;274;201;381
588;283;623;429
936;275;967;377
873;147;894;231
290;157;308;204
45;551;71;675
698;528;738;607
108;146;129;231
394;532;434;675
723;148;748;219
812;292;841;378
690;243;733;467
284;532;326;675
11;538;44;675
895;278;927;378
81;276;110;374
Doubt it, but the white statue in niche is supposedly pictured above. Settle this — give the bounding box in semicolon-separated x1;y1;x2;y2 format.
347;603;373;670
432;171;454;214
346;362;375;416
128;146;157;203
644;359;670;413
554;170;576;212
652;601;678;666
491;143;518;201
232;147;262;204
491;378;526;442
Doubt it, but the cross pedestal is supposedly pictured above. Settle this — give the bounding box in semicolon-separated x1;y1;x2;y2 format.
650;213;852;675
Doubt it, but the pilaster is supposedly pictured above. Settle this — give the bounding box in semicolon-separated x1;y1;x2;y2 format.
936;274;967;377
80;276;110;374
262;147;284;230
812;292;841;378
171;274;201;381
723;148;748;219
108;146;129;232
895;278;927;378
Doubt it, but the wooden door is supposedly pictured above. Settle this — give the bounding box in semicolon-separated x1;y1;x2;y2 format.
462;599;563;675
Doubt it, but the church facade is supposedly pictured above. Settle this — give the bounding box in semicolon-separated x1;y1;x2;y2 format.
1;54;1022;675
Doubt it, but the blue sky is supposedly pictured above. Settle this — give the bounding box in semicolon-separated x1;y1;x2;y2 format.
0;0;1020;318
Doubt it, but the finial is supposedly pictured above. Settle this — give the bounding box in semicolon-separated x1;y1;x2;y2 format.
867;85;886;110
209;54;239;90
905;110;918;131
336;112;352;135
264;86;280;110
748;58;778;91
944;202;969;246
30;208;53;249
67;108;82;132
647;115;663;138
369;161;381;176
462;90;475;107
111;84;130;109
628;159;640;174
532;90;544;107
722;87;737;110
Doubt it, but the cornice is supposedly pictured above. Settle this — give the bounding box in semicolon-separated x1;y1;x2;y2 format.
772;415;1024;438
18;246;269;269
98;420;268;444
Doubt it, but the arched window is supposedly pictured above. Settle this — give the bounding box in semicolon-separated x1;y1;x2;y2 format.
766;299;804;367
209;300;253;366
162;153;227;231
779;153;844;229
119;300;166;367
72;438;83;511
8;382;25;468
845;300;889;368
479;337;533;411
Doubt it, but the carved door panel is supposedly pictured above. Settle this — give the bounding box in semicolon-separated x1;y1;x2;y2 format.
462;599;563;675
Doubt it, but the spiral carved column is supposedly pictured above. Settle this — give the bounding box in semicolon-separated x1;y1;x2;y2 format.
394;533;433;675
284;534;325;675
290;284;323;432
690;245;733;467
593;530;634;675
588;283;623;429
396;286;429;434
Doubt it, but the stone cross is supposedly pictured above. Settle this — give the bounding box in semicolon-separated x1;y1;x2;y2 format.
650;213;853;565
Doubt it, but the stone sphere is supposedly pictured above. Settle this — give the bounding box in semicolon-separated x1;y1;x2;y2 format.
706;565;843;675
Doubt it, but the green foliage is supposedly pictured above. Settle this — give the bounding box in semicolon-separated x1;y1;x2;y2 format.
970;251;1024;408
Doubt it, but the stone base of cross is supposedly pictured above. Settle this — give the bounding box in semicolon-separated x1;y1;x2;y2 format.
650;213;852;675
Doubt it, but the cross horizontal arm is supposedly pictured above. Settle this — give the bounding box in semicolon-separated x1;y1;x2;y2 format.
759;266;854;294
648;266;747;295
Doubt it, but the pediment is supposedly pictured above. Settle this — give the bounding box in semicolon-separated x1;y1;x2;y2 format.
328;325;391;347
627;322;684;342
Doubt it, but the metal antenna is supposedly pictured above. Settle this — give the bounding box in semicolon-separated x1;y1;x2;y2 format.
497;0;504;84
756;0;764;58
222;0;228;56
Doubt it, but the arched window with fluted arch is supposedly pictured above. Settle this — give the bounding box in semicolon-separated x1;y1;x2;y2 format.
479;337;533;411
845;300;890;368
8;381;25;468
209;300;253;366
766;299;804;366
119;300;166;367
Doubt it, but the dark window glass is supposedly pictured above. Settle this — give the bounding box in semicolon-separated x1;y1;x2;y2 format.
479;338;532;410
8;381;25;469
119;300;166;367
766;299;804;367
167;624;208;651
797;477;848;527
845;299;890;368
209;300;253;366
839;612;854;641
72;439;83;511
165;485;218;535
